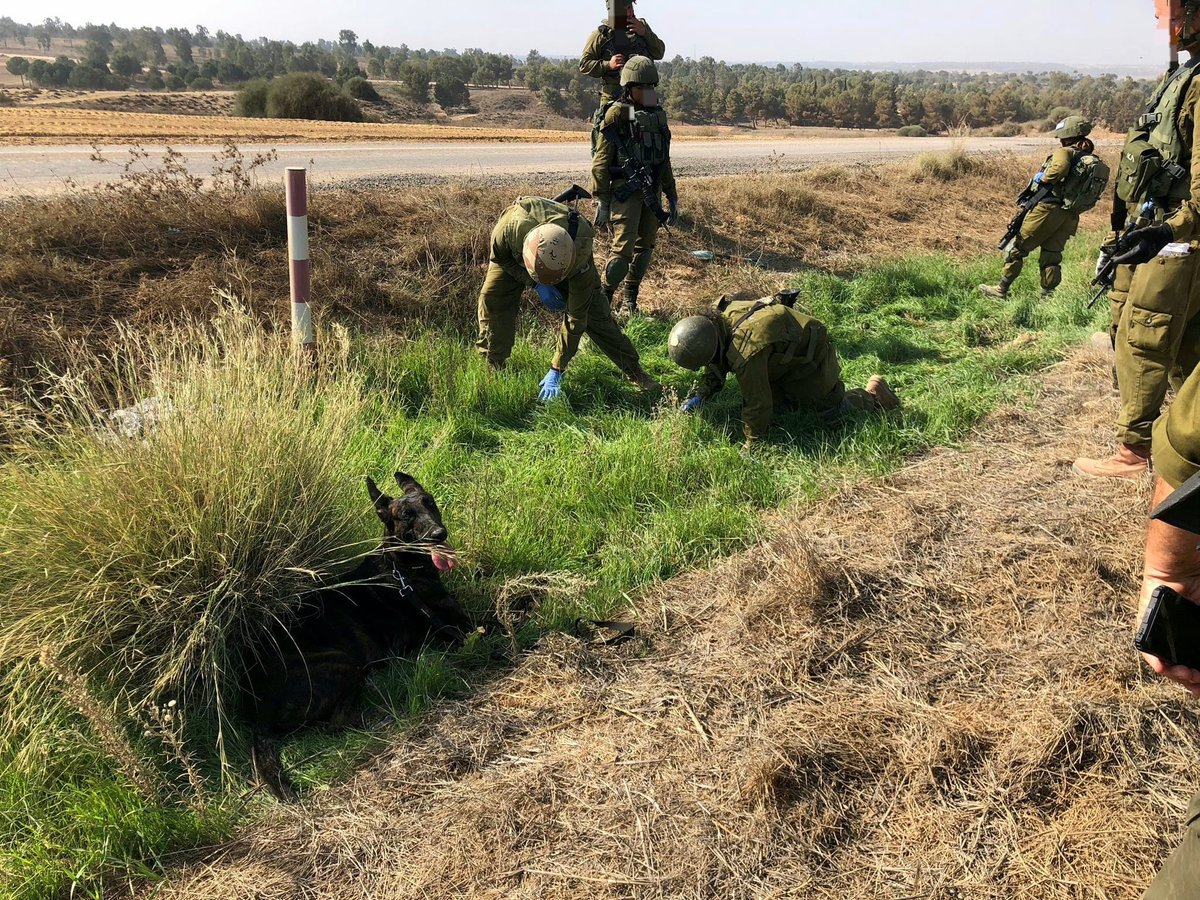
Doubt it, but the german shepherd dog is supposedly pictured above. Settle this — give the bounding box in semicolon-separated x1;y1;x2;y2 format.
245;471;471;800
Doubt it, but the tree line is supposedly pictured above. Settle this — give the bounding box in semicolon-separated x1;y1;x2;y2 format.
0;15;1157;131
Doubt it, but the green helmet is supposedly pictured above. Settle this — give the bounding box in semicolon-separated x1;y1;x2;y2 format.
620;55;659;87
668;316;719;370
1054;115;1091;141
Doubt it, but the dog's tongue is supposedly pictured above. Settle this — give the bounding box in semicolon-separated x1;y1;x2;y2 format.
431;545;455;571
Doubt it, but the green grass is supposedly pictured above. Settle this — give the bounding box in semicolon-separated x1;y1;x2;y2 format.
0;243;1106;898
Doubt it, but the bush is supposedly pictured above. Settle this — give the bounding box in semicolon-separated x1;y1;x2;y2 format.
433;77;469;109
235;79;269;117
897;125;928;137
0;91;12;107
110;51;142;78
188;77;213;91
67;64;109;90
164;73;184;90
992;121;1022;137
907;148;980;181
343;76;380;101
146;69;165;90
264;72;364;122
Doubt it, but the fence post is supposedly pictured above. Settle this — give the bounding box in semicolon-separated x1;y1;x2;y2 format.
285;166;315;362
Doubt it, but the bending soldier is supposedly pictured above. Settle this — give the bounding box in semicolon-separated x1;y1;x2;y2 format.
980;116;1108;299
592;55;678;317
667;292;900;449
474;195;659;402
1075;1;1200;479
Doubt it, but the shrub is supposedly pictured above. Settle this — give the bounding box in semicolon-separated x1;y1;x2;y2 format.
110;51;142;78
235;79;269;117
433;77;469;109
146;69;165;90
343;76;380;101
0;91;12;107
188;77;213;91
164;73;184;90
264;72;364;122
67;64;109;90
992;121;1022;138
907;148;979;181
897;124;928;137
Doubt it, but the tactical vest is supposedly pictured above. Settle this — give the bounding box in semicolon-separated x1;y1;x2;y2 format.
719;293;816;371
617;105;670;174
1054;149;1111;213
596;24;652;96
1117;57;1200;206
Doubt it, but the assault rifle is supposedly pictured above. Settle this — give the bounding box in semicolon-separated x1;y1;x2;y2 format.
998;183;1053;251
552;184;592;205
601;121;671;230
1088;200;1156;309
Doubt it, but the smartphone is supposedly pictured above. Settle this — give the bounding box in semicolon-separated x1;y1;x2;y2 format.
1135;584;1200;670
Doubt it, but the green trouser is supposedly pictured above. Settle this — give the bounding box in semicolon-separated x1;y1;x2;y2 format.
1144;792;1200;900
1001;203;1079;292
1110;263;1136;345
603;190;660;293
474;261;640;374
764;336;878;423
1114;249;1200;448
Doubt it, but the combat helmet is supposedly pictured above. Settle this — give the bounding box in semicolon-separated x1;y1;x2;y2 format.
620;55;659;87
668;316;720;370
522;223;575;284
1054;115;1092;141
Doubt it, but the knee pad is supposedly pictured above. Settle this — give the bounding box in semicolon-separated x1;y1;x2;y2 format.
604;256;630;290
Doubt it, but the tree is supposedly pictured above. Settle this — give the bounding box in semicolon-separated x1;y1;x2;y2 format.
338;29;357;53
6;56;28;87
434;76;469;108
81;40;109;70
165;28;193;65
397;60;429;102
110;51;141;77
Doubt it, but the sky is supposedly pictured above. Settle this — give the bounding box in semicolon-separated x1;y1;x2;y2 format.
9;0;1175;70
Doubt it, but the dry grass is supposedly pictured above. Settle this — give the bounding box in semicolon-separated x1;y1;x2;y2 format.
129;346;1187;899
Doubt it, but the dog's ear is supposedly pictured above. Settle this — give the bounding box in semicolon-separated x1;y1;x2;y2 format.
394;471;420;494
365;476;391;520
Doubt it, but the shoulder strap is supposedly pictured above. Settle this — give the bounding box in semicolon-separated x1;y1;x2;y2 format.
567;208;579;241
1145;55;1200;115
730;300;770;334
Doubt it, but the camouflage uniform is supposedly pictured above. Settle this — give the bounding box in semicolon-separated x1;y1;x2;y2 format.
579;17;666;104
593;97;676;312
693;299;891;446
999;147;1083;295
474;197;642;376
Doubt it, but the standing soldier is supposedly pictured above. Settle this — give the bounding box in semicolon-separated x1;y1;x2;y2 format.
474;193;659;402
592;55;678;317
580;0;666;146
979;116;1109;299
667;291;900;449
1075;0;1200;479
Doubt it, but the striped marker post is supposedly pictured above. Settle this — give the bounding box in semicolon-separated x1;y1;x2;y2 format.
285;166;316;362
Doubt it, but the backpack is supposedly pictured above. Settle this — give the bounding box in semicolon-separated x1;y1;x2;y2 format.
1058;151;1110;213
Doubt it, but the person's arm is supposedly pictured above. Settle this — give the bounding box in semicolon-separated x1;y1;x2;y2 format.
492;218;533;286
579;29;608;79
591;104;621;198
695;364;726;400
1039;146;1074;185
735;351;773;446
1165;80;1200;241
550;252;599;372
638;20;666;60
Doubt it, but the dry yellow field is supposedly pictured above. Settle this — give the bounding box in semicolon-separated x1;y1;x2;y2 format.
0;108;588;145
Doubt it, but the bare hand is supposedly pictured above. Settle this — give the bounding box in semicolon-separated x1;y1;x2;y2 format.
608;53;626;71
627;13;648;36
1138;575;1200;698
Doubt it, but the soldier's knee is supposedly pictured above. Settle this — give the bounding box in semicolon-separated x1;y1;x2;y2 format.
604;256;631;288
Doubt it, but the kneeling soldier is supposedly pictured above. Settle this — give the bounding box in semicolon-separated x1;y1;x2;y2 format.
475;194;659;401
668;291;900;448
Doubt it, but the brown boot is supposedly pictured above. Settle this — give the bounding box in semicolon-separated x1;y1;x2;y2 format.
627;368;661;394
978;280;1011;299
866;375;901;410
1071;443;1151;479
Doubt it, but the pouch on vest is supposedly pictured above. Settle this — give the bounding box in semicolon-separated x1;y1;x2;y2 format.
1060;152;1110;213
1117;133;1173;204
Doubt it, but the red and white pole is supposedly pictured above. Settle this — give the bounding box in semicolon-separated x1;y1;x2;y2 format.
285;166;315;360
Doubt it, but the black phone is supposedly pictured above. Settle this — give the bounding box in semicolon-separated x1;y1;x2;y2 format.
1134;584;1200;670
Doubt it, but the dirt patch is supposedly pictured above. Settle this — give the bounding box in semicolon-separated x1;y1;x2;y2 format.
128;346;1188;899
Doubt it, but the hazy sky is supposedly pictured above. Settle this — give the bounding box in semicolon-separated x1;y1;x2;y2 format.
11;0;1173;69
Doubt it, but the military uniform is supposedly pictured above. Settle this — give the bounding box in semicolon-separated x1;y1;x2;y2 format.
997;147;1085;295
474;196;642;377
689;298;896;446
579;18;666;104
593;93;676;312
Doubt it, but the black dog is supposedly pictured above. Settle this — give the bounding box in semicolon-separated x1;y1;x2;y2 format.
245;471;471;800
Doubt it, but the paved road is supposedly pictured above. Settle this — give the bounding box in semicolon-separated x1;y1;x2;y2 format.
0;135;1054;196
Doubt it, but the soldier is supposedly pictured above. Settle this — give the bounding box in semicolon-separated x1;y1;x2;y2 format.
579;0;666;116
592;55;678;317
667;291;900;449
474;194;659;402
1075;0;1200;479
1135;364;1200;896
980;116;1108;299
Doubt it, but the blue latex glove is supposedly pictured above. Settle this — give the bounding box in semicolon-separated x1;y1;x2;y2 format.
666;195;679;227
535;283;566;312
537;368;564;402
681;395;702;413
1032;171;1044;185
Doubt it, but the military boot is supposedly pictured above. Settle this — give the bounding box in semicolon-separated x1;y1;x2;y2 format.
1040;288;1056;299
1071;443;1151;479
866;375;901;410
978;277;1014;299
626;366;661;395
622;283;641;318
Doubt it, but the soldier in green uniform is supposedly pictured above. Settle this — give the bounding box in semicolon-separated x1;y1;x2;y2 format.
980;116;1107;299
667;292;900;448
474;195;659;401
579;0;666;107
1075;0;1200;479
1137;362;1200;898
592;55;678;317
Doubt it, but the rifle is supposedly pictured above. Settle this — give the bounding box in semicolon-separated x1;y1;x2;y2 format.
552;184;592;205
998;183;1052;250
1088;200;1156;309
601;121;671;230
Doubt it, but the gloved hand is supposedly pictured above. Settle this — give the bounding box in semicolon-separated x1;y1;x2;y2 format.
594;199;611;227
681;395;702;414
666;195;679;228
1114;223;1175;266
537;368;564;402
1032;171;1044;185
534;283;566;312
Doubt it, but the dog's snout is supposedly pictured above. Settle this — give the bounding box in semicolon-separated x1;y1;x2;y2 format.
428;526;448;543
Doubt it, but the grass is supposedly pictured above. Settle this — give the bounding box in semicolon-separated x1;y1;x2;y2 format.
0;229;1108;897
